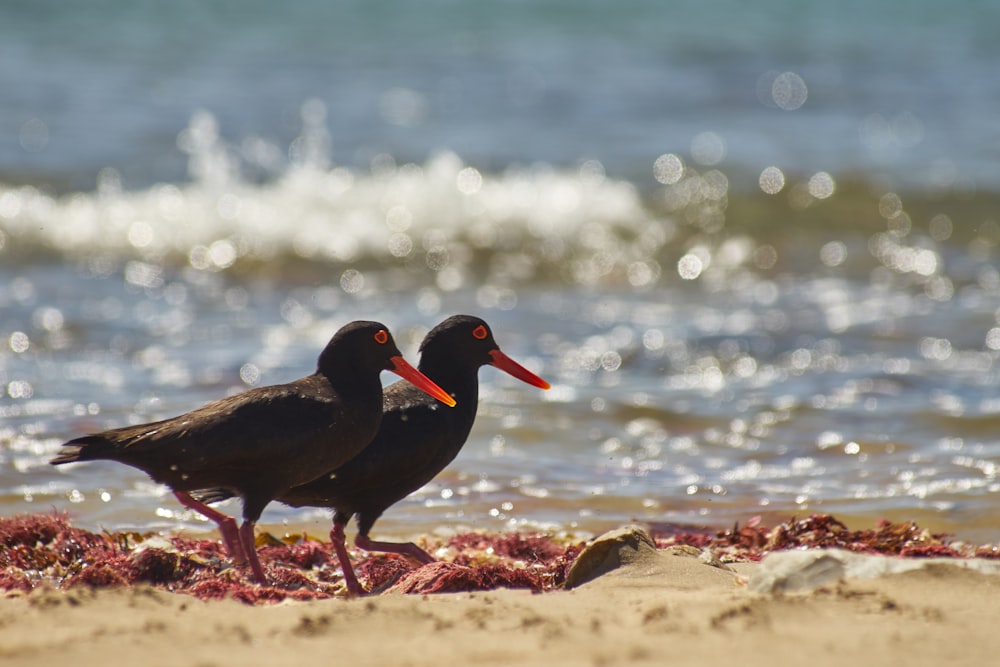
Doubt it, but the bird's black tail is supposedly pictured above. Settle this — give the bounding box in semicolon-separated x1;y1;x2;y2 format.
49;436;112;465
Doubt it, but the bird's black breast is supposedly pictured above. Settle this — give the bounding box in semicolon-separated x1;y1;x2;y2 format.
279;376;477;512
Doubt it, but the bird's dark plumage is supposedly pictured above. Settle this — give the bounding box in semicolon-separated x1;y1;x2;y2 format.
51;320;455;583
196;314;550;594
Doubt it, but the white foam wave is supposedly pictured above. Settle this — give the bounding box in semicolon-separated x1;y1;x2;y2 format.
0;110;667;286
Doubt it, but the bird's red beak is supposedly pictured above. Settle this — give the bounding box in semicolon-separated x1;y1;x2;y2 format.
389;356;457;407
488;350;551;390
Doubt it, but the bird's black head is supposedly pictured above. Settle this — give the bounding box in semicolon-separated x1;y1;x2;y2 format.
318;320;457;407
318;320;403;376
420;315;498;367
420;315;550;389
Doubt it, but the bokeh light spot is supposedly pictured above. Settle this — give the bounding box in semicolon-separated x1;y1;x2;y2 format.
456;167;483;195
340;269;364;293
677;254;704;280
759;166;785;194
388;233;413;258
7;380;33;399
929;214;953;241
820;241;847;267
771;72;808;110
9;331;30;354
807;172;835;199
385;205;413;232
986;328;1000;351
208;240;237;269
128;221;155;248
879;192;903;219
653;153;684;185
690;132;726;166
239;363;260;386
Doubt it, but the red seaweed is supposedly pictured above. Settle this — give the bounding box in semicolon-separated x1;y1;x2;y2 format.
0;512;995;605
128;548;197;584
258;540;332;570
0;513;68;547
387;561;543;595
650;513;983;563
356;554;416;591
446;532;571;563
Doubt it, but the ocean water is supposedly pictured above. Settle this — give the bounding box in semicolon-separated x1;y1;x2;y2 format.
3;1;1000;545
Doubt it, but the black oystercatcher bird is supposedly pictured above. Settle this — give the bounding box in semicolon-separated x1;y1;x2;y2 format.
196;314;550;594
50;321;456;584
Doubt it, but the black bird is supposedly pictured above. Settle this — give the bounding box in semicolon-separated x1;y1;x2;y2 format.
196;314;550;594
50;320;456;584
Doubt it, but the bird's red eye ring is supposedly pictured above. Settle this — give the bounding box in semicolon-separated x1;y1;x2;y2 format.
472;325;488;340
374;329;389;345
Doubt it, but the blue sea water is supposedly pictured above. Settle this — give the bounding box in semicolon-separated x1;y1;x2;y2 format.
4;0;1000;190
3;1;1000;545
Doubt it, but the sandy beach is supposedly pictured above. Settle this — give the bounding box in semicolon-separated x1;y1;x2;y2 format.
6;6;1000;667
2;518;998;667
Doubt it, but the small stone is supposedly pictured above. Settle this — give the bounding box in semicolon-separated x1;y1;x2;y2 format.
563;525;658;589
749;548;1000;594
748;550;847;593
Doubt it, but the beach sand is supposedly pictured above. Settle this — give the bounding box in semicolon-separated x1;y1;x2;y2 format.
2;522;998;667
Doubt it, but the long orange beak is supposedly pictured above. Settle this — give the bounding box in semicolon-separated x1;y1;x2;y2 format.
488;350;551;390
389;356;457;407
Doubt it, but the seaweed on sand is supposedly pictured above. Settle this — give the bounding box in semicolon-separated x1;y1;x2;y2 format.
0;512;994;604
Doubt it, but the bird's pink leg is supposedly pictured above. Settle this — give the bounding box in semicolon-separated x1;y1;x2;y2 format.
330;522;365;596
355;533;435;565
238;520;268;584
173;491;246;563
